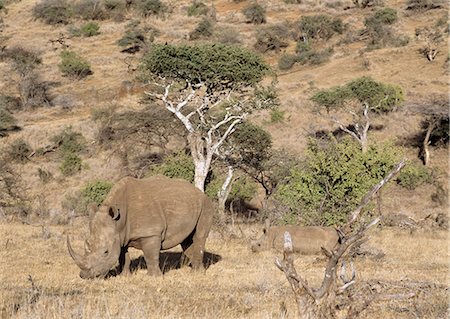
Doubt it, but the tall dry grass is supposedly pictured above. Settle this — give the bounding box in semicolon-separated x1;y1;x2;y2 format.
0;222;448;318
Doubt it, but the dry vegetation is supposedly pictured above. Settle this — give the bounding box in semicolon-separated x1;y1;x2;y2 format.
0;0;448;318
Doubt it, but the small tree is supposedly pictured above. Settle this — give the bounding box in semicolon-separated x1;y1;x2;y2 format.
140;43;269;191
311;76;403;153
59;50;92;79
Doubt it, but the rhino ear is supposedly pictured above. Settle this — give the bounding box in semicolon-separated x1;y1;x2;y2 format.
108;206;121;221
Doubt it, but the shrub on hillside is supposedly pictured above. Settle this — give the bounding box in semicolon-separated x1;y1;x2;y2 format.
60;152;83;176
278;53;297;70
296;15;345;41
364;9;409;50
150;151;195;183
19;73;51;108
373;8;398;24
133;0;166;17
187;1;209;16
189;18;214;40
1;46;42;77
117;22;159;49
7;139;32;163
0;95;21;112
50;127;86;156
242;3;266;24
80;180;113;206
0;108;18;136
405;0;443;10
58;50;92;79
32;0;73;25
214;26;241;44
397;163;433;190
297;47;333;65
74;0;109;20
254;24;290;53
275;137;401;226
79;22;101;37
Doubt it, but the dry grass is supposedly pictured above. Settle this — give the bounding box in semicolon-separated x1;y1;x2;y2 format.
0;222;448;318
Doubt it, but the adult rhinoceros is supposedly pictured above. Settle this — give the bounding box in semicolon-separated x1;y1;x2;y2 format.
67;175;214;278
251;219;339;254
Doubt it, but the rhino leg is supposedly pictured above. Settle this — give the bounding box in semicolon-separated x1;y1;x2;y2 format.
141;236;163;276
119;247;131;276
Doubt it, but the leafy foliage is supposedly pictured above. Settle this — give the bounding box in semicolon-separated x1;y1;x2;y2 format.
117;22;159;48
275;137;401;226
296;15;345;41
311;76;403;113
372;8;398;24
79;22;101;37
7;139;32;163
140;43;269;90
51;127;86;156
187;1;209;16
397;163;433;190
60;152;83;176
254;24;290;53
364;9;409;50
133;0;166;16
59;50;92;79
73;0;108;20
150;151;195;183
32;0;73;25
0;107;17;135
278;53;297;70
80;180;113;206
242;3;266;24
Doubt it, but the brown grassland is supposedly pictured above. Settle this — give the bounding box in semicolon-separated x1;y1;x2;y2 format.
0;0;448;318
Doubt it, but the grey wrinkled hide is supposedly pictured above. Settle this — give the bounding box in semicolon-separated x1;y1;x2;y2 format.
68;175;214;278
251;223;339;254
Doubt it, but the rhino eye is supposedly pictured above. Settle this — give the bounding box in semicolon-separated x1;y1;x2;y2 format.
104;250;109;255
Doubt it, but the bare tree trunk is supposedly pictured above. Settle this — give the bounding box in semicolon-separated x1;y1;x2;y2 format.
217;166;235;223
422;120;436;166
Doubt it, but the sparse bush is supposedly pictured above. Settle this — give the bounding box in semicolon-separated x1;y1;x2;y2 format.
0;154;27;211
278;53;297;70
242;3;266;24
150;151;195;183
60;152;83;176
38;168;53;183
51;127;86;156
19;72;51;108
284;0;302;3
214;26;241;44
80;180;113;206
32;0;73;25
58;50;92;79
133;0;166;17
117;22;159;49
7;139;32;163
297;47;333;65
397;163;433;190
373;8;398;24
275;137;401;226
187;1;209;16
73;0;108;20
1;46;42;77
104;0;125;10
79;21;100;37
254;23;290;53
0;95;21;111
189;18;214;40
251;82;280;110
296;15;345;41
0;107;17;136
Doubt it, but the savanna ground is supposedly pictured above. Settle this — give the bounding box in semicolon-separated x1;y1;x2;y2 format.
0;0;449;317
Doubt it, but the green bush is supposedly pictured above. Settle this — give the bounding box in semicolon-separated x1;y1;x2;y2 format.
104;0;125;10
117;22;159;48
297;47;333;66
373;8;398;24
7;139;32;163
275;137;401;226
0;95;21;112
150;151;195;183
80;180;113;206
242;3;266;24
51;127;86;156
189;18;214;40
60;152;83;176
297;15;344;41
205;174;257;201
0;1;5;11
397;163;433;190
58;50;92;79
32;0;73;25
187;1;209;16
270;108;285;123
79;22;100;37
278;53;297;70
254;24;290;53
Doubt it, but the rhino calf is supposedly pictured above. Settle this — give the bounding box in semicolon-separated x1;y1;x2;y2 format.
251;220;339;254
68;175;213;278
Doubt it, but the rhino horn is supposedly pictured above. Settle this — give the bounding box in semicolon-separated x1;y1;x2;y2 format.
67;236;88;270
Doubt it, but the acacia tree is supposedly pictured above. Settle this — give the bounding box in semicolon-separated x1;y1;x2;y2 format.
141;43;269;191
311;77;403;153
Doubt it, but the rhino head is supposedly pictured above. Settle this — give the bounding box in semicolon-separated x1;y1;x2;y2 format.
67;206;121;279
250;219;271;252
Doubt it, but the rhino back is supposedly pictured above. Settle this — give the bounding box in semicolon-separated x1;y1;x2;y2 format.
104;176;211;249
270;226;338;254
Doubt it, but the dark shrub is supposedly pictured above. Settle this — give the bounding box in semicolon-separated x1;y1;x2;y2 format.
8;139;32;163
0;108;18;136
406;0;443;10
58;50;92;79
242;3;266;24
373;8;398;24
0;95;21;112
79;21;101;37
51;127;86;155
297;47;333;65
278;53;297;70
60;152;83;176
32;0;73;25
133;0;166;16
397;164;433;190
1;46;42;77
254;24;290;53
19;72;51;108
297;15;345;41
